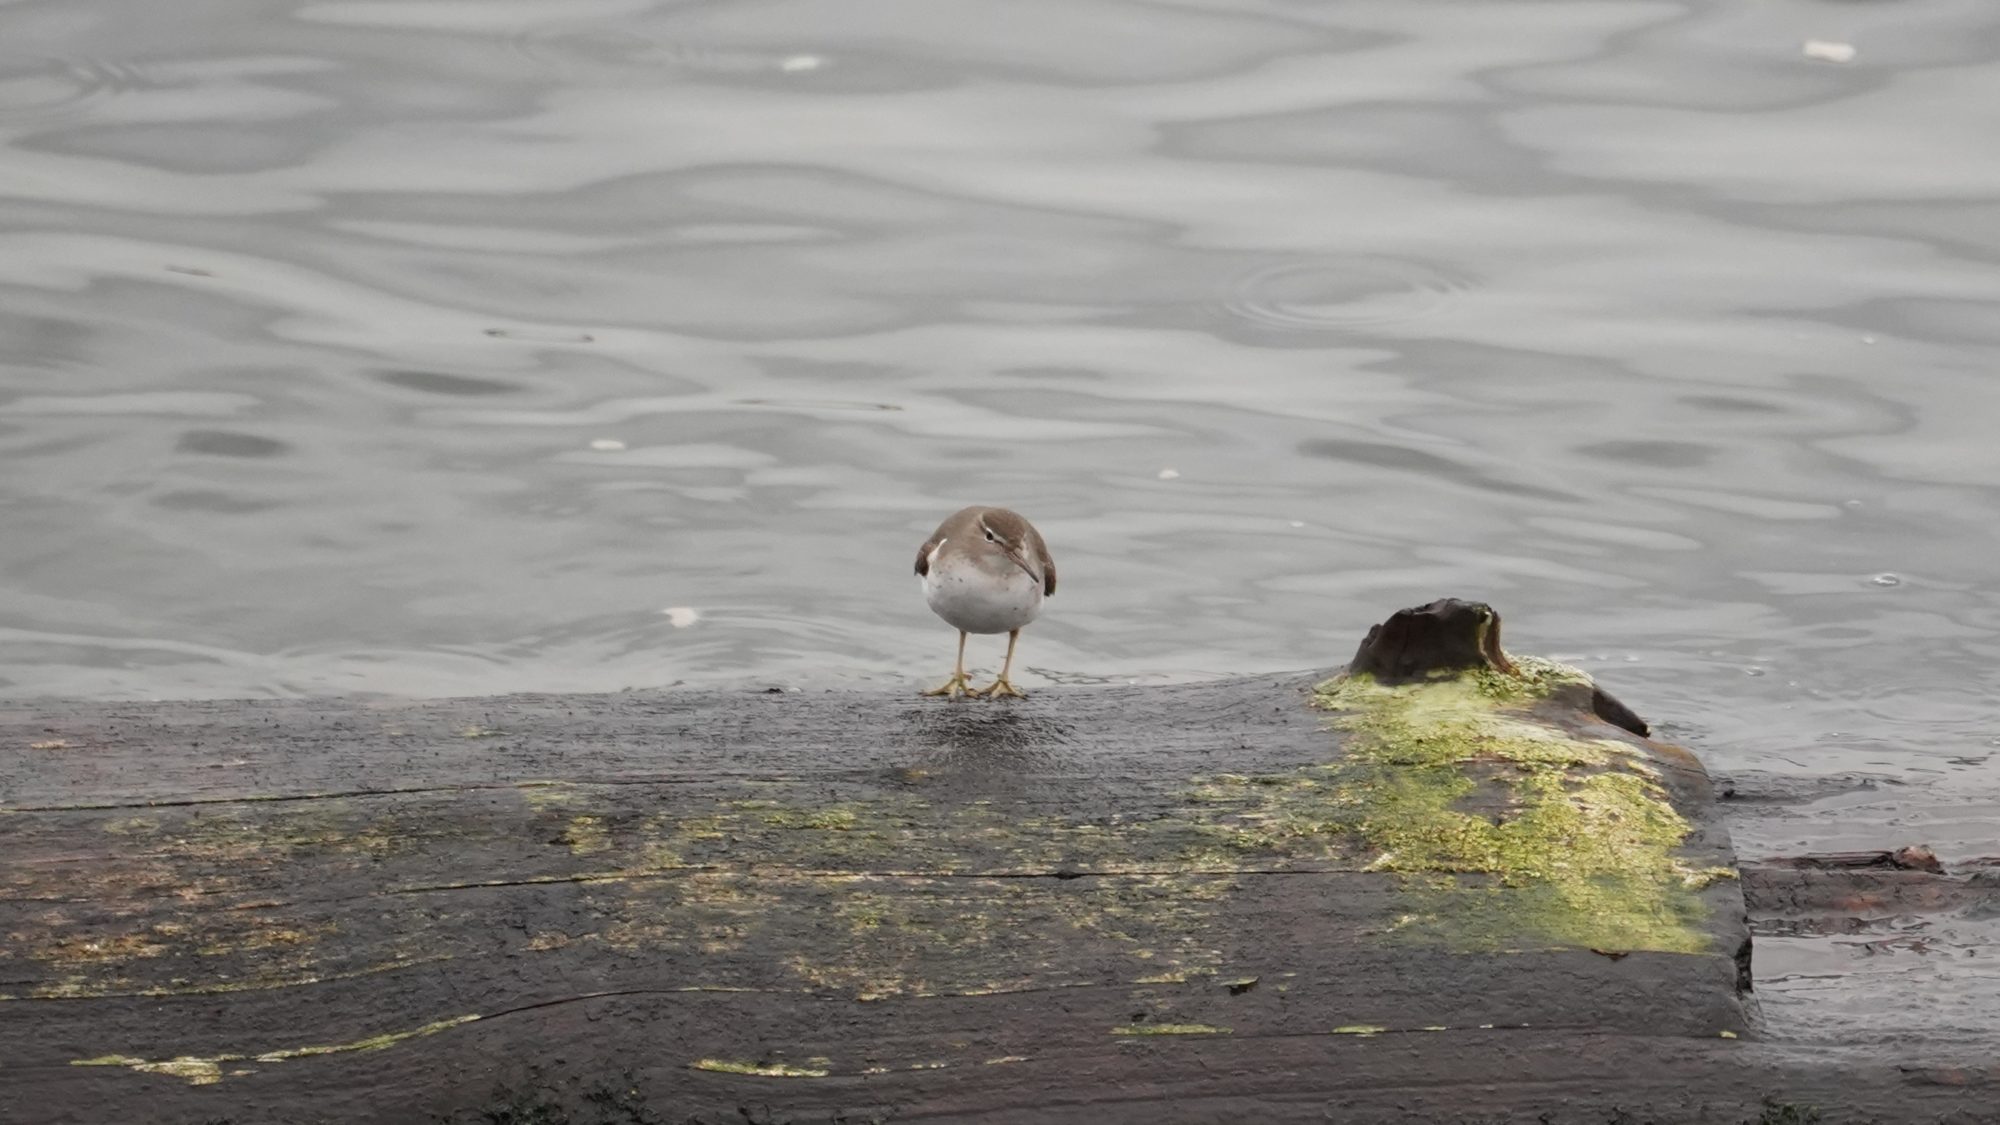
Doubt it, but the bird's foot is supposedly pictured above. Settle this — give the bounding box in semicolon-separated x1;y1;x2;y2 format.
922;673;973;699
973;677;1027;700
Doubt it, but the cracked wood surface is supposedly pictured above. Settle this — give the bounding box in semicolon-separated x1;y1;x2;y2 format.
0;675;1985;1124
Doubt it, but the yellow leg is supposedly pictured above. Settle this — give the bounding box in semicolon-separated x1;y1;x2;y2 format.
922;631;972;698
975;630;1027;699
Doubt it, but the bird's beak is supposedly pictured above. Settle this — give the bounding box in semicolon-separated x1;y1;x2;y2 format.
1002;545;1036;581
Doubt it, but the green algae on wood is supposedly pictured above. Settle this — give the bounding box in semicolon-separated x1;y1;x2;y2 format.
690;1058;831;1078
1110;1023;1231;1036
9;661;1720;1003
1309;650;1720;953
71;1014;481;1085
2;609;1771;1121
6;599;1738;1029
71;1053;231;1086
559;814;610;855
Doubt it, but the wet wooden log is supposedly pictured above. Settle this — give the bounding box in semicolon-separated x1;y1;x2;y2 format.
0;601;1985;1123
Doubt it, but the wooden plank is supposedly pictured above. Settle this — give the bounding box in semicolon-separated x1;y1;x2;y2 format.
2;601;1969;1123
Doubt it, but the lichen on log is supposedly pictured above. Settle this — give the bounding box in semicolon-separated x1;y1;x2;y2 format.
0;599;1765;1124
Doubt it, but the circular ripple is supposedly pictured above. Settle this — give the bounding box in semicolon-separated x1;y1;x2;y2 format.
0;54;141;121
1222;258;1475;334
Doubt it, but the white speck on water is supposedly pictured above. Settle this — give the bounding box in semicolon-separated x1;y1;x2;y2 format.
780;55;824;72
1744;667;1766;677
1860;335;1878;344
1803;40;1857;63
662;606;700;628
1843;499;1864;508
1157;468;1180;480
1869;573;1902;587
1623;654;1641;662
589;438;626;451
1288;520;1305;528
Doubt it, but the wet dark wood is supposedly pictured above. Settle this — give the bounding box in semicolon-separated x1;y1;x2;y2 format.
1756;845;1946;874
1348;597;1649;737
1743;856;1999;921
0;606;1985;1123
1346;596;1520;680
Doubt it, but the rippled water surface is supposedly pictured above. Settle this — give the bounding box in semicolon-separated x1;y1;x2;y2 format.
5;0;1999;884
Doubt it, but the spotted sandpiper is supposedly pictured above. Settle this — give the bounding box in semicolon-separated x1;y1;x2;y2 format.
913;505;1056;699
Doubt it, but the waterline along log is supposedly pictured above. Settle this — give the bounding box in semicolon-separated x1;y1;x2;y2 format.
0;601;1972;1123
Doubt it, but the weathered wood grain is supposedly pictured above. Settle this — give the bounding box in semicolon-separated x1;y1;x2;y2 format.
0;647;1984;1123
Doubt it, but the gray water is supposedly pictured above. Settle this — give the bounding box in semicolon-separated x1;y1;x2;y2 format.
3;0;1998;1036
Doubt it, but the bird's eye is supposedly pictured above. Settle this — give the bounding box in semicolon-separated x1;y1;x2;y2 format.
983;528;997;542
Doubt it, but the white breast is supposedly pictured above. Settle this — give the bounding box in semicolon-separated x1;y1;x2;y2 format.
922;545;1043;635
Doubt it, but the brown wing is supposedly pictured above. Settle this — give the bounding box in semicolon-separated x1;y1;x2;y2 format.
1021;521;1056;596
914;532;943;578
916;507;982;578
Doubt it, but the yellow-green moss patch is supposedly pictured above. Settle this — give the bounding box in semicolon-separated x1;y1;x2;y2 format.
760;806;861;830
560;815;610;856
691;1058;831;1078
73;1053;225;1085
70;1014;480;1085
1304;668;1715;953
252;1014;479;1061
1110;1023;1230;1036
17;651;1722;1010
